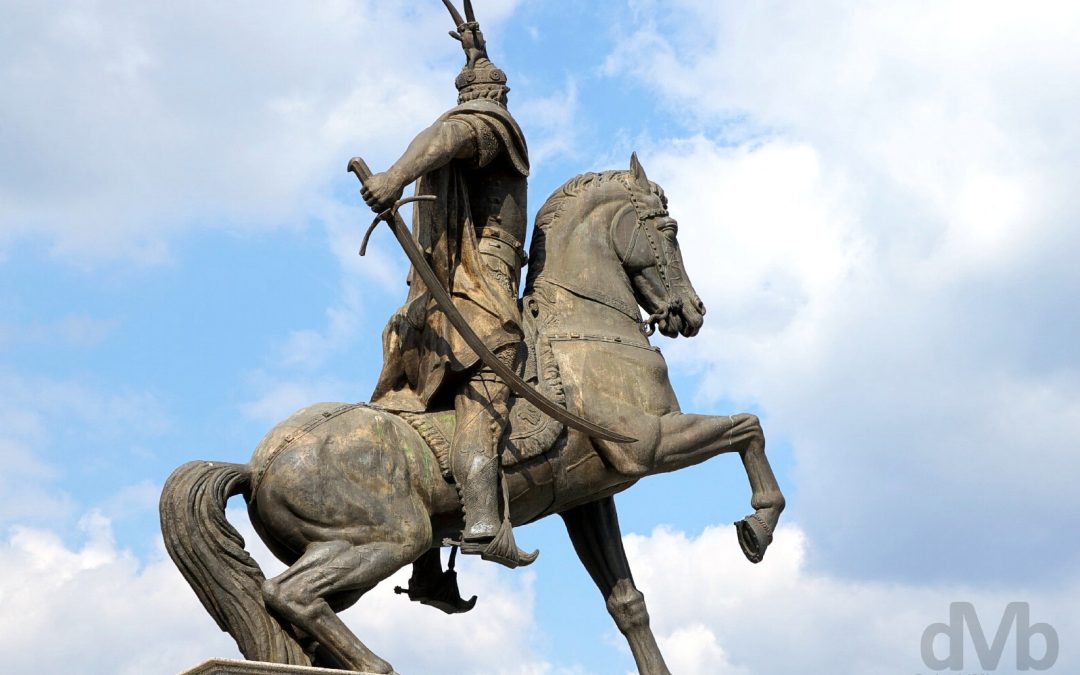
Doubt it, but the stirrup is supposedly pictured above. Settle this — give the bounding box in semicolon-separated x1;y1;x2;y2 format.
394;547;477;614
444;518;538;570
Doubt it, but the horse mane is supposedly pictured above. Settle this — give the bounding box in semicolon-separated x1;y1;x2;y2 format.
526;170;628;291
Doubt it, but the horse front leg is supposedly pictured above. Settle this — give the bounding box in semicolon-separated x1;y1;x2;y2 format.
561;497;672;675
652;412;785;563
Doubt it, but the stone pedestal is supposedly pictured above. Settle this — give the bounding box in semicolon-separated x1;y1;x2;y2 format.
180;659;378;675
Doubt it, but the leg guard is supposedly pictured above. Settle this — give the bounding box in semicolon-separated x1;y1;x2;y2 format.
449;344;537;568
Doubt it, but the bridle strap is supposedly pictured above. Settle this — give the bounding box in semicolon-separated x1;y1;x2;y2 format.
615;175;675;298
611;202;640;266
614;175;684;335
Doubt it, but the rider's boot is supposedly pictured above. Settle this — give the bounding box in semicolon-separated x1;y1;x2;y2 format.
460;452;500;543
453;432;537;568
450;356;538;568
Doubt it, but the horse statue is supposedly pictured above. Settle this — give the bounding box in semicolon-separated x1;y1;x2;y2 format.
160;155;786;675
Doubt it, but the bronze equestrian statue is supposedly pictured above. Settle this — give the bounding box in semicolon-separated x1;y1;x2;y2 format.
160;2;785;673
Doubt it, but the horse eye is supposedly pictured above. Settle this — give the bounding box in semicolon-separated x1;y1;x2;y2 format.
657;221;678;237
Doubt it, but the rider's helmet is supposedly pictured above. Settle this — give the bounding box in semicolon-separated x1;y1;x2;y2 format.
441;0;510;106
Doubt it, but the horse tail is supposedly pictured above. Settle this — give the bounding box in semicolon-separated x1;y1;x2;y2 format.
160;460;309;665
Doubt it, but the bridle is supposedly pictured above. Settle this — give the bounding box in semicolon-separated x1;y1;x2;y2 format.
614;175;682;337
529;172;686;337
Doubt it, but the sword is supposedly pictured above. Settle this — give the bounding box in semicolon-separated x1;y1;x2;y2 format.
348;156;635;444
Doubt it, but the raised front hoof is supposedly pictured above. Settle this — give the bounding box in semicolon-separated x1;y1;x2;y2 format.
735;512;774;564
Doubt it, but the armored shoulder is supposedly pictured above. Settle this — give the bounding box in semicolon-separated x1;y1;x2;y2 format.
442;101;529;177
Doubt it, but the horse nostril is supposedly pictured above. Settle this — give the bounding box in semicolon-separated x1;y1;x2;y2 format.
696;299;706;316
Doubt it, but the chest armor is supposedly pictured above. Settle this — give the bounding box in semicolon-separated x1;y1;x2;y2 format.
465;158;528;272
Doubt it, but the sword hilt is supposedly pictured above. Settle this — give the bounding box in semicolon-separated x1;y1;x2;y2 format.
349;156;378;256
348;156;373;184
349;156;434;256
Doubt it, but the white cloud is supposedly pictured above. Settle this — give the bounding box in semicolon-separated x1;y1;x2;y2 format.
643;136;862;380
238;375;355;424
0;512;235;675
655;624;748;675
0;0;525;265
276;301;362;371
0;507;563;675
0;372;172;439
516;79;582;166
7;1;1080;672
99;480;162;523
623;523;1079;674
8;509;1076;674
7;507;1074;674
336;562;550;675
605;1;1080;583
0;439;74;523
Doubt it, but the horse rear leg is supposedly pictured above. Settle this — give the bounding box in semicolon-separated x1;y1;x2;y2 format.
562;496;672;675
262;539;423;674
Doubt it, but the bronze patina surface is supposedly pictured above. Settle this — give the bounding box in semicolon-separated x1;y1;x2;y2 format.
161;3;785;673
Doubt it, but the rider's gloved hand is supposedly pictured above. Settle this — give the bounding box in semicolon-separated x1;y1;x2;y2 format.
361;171;406;213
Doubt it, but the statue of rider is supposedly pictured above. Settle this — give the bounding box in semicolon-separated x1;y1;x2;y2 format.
360;0;533;568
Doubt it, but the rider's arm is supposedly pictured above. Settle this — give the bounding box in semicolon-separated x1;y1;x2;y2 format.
387;119;478;185
361;119;478;211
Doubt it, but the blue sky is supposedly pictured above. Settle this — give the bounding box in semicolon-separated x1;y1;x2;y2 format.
2;1;1079;673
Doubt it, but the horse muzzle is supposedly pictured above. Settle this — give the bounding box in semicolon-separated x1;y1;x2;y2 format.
644;297;703;338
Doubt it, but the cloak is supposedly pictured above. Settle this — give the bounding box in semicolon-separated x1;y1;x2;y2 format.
370;99;529;412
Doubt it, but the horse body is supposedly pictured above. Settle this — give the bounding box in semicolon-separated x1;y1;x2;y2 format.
161;157;785;675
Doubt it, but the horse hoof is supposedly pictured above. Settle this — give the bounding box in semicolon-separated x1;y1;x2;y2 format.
735;512;773;564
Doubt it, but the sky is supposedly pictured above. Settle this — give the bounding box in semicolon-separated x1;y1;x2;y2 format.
1;0;1078;673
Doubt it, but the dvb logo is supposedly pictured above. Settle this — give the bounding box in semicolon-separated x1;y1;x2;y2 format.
921;602;1058;671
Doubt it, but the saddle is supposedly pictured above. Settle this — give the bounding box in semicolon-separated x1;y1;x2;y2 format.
385;326;565;609
396;325;567;480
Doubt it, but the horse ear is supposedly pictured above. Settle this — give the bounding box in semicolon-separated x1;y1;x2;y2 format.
629;152;650;187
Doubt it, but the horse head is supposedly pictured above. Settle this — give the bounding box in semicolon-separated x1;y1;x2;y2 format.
526;155;705;339
610;153;706;337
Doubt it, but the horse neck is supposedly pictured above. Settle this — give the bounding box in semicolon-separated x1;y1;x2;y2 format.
524;196;642;335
